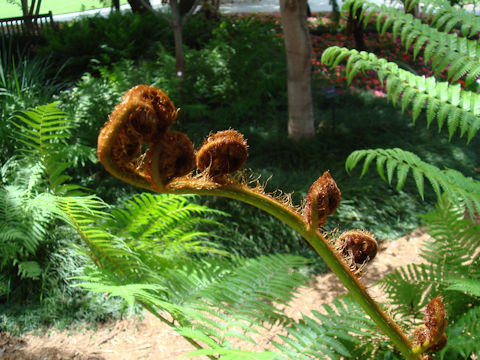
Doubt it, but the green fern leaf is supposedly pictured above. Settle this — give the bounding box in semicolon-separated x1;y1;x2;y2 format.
446;278;480;298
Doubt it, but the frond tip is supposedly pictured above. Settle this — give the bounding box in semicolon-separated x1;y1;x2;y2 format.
345;148;480;215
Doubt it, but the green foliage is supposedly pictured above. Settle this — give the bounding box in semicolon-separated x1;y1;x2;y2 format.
0;42;67;162
39;11;172;78
440;306;480;359
205;15;286;124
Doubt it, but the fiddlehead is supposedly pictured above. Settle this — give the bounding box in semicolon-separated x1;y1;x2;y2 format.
413;296;448;356
336;229;378;274
304;171;341;230
196;130;248;181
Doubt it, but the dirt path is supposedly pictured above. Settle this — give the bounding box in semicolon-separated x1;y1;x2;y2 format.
0;229;429;360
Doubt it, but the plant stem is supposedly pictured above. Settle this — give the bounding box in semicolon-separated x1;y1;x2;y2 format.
170;183;422;360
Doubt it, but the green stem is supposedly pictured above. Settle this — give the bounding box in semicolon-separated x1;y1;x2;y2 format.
169;183;422;360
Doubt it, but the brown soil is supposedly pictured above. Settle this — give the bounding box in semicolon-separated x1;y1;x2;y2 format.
0;229;429;360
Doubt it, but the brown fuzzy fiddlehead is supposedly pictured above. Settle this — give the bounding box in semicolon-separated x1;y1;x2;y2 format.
413;296;447;356
123;85;177;140
304;171;341;229
196;130;248;181
336;229;378;273
98;85;186;190
98;86;248;191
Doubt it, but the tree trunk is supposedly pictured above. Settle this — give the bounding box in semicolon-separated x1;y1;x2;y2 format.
128;0;151;13
112;0;120;11
21;0;42;34
280;0;315;140
346;3;365;51
170;0;185;78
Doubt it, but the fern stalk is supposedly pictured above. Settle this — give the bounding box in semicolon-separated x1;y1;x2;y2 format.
170;184;421;360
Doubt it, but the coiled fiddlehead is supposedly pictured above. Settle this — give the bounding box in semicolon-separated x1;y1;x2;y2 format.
97;85;443;360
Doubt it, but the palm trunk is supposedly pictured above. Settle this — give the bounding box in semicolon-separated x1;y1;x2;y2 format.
280;0;315;140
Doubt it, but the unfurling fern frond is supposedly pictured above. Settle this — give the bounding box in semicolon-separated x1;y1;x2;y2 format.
345;148;480;214
342;0;480;84
321;47;480;142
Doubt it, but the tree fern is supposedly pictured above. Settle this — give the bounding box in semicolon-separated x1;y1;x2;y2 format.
321;47;480;142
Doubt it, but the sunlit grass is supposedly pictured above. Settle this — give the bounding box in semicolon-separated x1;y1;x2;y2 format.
0;0;128;17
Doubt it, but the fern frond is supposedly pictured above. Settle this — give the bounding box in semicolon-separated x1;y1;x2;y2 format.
446;278;480;298
0;185;54;267
273;297;398;359
128;254;309;358
410;0;480;38
342;0;480;84
104;193;228;259
183;347;282;360
439;305;480;359
379;196;480;320
9;103;82;195
321;47;480;142
419;196;480;268
379;263;441;317
345;148;480;214
11;102;71;155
